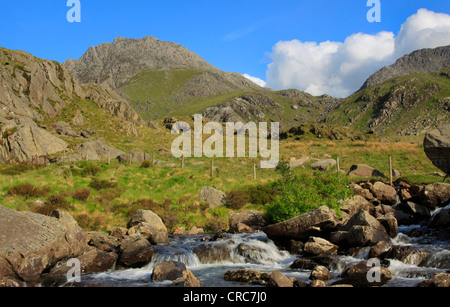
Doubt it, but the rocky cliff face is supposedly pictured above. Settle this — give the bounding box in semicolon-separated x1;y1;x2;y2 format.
359;45;450;91
0;47;144;163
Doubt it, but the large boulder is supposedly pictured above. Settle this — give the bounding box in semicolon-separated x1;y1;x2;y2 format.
262;206;340;243
333;261;393;287
423;123;450;175
199;186;226;209
330;210;391;247
311;159;336;171
224;269;270;286
129;209;168;232
0;206;89;282
420;183;450;209
228;210;266;232
303;237;338;257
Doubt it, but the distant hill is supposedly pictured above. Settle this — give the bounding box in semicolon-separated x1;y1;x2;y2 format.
359;45;450;91
324;68;450;136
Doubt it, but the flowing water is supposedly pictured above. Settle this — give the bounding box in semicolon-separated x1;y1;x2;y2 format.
75;226;449;287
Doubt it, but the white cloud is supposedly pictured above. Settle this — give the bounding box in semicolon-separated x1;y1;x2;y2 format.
242;73;267;88
266;9;450;98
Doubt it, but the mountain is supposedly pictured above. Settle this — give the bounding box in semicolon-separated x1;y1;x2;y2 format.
63;36;264;121
359;45;450;91
324;67;450;136
64;36;341;126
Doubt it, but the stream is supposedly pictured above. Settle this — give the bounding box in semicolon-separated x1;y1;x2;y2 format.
76;226;449;287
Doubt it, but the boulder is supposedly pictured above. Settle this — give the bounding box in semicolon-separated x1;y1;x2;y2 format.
290;258;319;270
423;123;450;175
339;195;373;222
224;269;270;286
347;164;386;178
418;273;450;287
191;243;234;264
311;159;336;171
262;206;340;243
129;209;168;233
72;110;85;127
289;156;311;169
199;186;226;209
85;231;120;252
151;261;186;281
173;270;202;287
303;237;338;257
62;140;125;162
266;270;294;287
0;206;88;282
371;182;398;205
117;234;154;268
333;261;393;287
310;265;332;281
330;210;391;247
388;246;429;266
430;207;450;229
42;249;118;286
0;124;68;163
420;183;450;209
51;121;79;138
128;222;169;245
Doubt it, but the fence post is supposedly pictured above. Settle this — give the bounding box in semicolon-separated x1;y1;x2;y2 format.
181;156;185;169
389;156;393;187
336;157;340;173
253;164;257;180
211;160;214;177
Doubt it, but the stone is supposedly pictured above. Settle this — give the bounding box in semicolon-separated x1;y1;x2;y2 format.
224;269;270;286
192;243;234;264
266;270;294;287
430;207;450;229
303;237;338;257
0;206;88;282
310;265;332;281
72;110;85;126
289;156;311;168
173;270;202;287
334;261;393;287
117;234;154;268
85;231;120;252
418;273;450;287
129;209;168;232
262;206;340;242
128;221;169;245
330;210;391;247
199;186;226;209
377;215;398;238
420;183;450;209
151;261;186;281
311;159;337;171
347;164;386;178
369;241;392;259
371;182;398;205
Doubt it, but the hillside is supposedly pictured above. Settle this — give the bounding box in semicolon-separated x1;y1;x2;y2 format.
324;68;450;136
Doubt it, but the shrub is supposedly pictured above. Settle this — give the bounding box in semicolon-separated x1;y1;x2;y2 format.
247;183;279;205
72;188;91;202
81;164;101;177
0;163;34;175
89;178;118;191
31;194;74;216
7;183;49;199
265;163;351;224
226;190;251;210
140;160;152;168
74;212;106;231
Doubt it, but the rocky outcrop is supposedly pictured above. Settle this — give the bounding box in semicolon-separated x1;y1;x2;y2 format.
58;140;125;163
0;206;89;282
359;45;450;91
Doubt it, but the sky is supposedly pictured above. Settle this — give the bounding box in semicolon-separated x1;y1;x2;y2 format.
1;0;449;97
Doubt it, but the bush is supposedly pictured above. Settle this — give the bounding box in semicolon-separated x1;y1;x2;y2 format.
140;160;152;168
226;190;251;210
7;183;49;199
0;163;34;175
265;162;351;224
89;178;118;191
72;188;91;202
247;183;279;205
31;194;74;216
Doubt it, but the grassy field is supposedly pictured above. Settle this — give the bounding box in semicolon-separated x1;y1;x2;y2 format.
0;122;445;234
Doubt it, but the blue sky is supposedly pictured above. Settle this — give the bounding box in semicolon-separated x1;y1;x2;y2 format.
1;1;449;96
